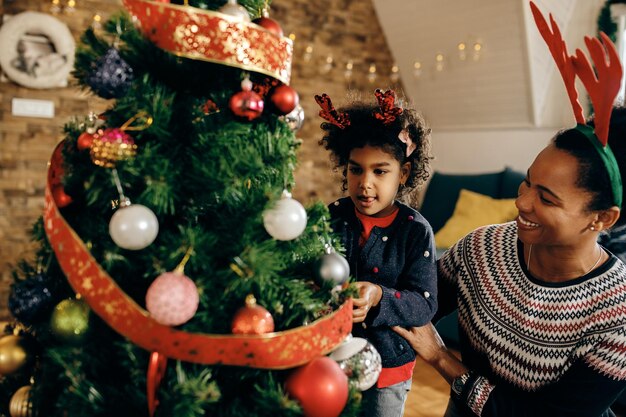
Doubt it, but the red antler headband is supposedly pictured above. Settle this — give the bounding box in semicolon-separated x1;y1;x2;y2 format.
315;89;415;157
530;1;623;208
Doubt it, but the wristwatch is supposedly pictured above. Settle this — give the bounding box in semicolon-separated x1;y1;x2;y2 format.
451;371;472;400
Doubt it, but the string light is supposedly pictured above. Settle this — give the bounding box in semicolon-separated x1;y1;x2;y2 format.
457;42;467;61
367;63;377;83
344;60;354;81
473;42;482;61
435;53;445;72
321;54;333;74
303;44;313;62
390;64;400;83
413;61;422;79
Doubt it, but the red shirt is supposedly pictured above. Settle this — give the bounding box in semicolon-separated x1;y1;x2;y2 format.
354;206;416;388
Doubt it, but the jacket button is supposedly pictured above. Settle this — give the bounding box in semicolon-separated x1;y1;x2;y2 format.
362;323;367;329
424;291;430;298
424;250;430;257
334;200;340;206
395;291;401;299
382;236;388;241
372;267;379;273
408;215;414;221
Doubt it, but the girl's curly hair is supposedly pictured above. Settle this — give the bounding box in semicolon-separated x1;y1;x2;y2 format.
318;99;432;194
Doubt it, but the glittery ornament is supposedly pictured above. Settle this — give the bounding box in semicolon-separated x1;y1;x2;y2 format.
9;385;33;417
315;246;350;286
263;190;307;241
50;298;90;343
218;0;250;22
329;335;382;391
0;335;34;376
86;48;134;99
145;272;199;326
231;294;274;335
229;76;264;121
285;356;349;417
269;85;299;115
89;128;137;168
280;104;305;132
109;202;159;250
8;273;54;325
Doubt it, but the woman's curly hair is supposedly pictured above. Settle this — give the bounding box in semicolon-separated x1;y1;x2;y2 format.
318;98;432;194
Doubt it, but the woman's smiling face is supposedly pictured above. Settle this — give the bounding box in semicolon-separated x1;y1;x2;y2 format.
515;144;596;247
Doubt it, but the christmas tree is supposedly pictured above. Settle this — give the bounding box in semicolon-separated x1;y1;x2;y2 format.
0;1;378;416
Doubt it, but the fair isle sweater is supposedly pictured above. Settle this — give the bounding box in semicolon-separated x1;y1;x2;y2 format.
437;222;626;417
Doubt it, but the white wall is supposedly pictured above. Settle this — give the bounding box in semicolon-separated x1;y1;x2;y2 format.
431;127;555;174
373;0;606;174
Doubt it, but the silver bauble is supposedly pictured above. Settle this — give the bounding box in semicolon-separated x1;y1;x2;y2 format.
218;0;250;22
316;246;350;285
281;104;305;132
329;334;382;391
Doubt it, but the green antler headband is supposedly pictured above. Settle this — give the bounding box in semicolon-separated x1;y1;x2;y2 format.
530;1;623;208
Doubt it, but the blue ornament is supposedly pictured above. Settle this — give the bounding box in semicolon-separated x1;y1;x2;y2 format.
9;273;54;325
86;48;134;99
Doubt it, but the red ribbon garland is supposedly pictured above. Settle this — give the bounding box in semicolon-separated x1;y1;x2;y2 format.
43;140;353;369
147;351;168;417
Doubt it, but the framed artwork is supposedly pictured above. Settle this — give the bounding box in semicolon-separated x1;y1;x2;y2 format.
0;11;75;89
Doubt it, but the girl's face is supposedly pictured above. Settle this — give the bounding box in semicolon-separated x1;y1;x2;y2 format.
515;144;596;248
347;145;410;217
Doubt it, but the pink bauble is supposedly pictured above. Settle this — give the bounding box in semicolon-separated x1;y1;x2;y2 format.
146;272;199;326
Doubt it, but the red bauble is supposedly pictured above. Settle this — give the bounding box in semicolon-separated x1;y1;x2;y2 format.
285;357;349;417
52;186;73;208
253;16;283;37
229;90;264;121
270;85;299;115
231;294;274;334
77;132;96;151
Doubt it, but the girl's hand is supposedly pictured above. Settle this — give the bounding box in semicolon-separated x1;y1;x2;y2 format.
352;282;382;323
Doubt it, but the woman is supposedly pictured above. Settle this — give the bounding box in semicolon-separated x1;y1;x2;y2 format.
393;5;626;416
395;112;626;416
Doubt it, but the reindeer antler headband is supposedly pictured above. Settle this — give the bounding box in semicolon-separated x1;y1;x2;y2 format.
314;89;416;157
531;1;623;208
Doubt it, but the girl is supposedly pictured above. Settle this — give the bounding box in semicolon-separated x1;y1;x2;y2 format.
316;89;437;417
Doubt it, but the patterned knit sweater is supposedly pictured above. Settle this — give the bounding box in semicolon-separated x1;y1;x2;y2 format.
437;222;626;417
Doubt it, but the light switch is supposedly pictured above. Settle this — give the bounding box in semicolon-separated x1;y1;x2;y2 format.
11;98;55;118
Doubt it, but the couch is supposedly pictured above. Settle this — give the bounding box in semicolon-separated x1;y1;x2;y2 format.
418;167;525;347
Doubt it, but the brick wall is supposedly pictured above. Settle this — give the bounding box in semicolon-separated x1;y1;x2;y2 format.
0;0;400;319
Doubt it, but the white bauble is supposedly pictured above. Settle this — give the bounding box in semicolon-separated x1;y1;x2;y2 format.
263;192;307;241
109;204;159;250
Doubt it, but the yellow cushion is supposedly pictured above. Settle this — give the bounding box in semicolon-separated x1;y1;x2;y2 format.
434;189;518;248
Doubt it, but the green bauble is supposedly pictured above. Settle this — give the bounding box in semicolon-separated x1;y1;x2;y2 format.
50;299;90;343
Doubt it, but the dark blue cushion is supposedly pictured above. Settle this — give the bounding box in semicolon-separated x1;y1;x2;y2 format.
499;167;525;199
420;171;501;233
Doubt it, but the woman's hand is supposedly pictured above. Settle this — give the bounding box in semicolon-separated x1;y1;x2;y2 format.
352;282;382;323
393;323;467;383
392;322;446;364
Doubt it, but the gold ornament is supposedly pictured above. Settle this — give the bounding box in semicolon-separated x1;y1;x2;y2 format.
0;335;33;376
50;298;90;343
9;385;33;417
